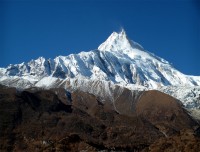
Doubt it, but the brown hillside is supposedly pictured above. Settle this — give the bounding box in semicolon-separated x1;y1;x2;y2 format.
0;86;200;151
136;90;198;136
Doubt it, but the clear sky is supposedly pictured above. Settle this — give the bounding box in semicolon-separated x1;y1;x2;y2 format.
0;0;200;75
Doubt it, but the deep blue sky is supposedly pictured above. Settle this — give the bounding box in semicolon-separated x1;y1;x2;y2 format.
0;0;200;75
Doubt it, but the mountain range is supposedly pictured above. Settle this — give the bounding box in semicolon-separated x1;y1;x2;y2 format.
0;29;200;109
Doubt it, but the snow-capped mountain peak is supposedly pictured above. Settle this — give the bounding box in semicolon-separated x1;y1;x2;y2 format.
98;29;134;52
1;30;200;109
1;29;200;89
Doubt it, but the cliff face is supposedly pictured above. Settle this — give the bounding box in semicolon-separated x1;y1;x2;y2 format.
0;85;200;152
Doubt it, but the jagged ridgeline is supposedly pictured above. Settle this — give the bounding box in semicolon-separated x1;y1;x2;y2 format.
0;30;200;108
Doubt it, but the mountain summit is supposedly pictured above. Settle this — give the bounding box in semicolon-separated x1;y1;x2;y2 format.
98;29;143;52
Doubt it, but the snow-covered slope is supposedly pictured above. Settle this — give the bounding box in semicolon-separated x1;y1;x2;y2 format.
0;30;200;108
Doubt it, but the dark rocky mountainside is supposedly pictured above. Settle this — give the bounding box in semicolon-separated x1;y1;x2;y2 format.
0;85;200;152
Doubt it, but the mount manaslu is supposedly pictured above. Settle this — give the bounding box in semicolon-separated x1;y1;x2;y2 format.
2;30;200;151
1;30;200;109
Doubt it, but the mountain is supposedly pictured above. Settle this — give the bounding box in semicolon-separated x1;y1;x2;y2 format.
1;30;200;151
0;29;200;109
